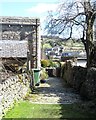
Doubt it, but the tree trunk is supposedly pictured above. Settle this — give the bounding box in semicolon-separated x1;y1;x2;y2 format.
84;1;94;68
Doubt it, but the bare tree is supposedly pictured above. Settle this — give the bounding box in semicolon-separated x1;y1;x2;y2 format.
45;0;96;68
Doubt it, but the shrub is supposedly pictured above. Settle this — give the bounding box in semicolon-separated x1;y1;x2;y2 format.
41;60;50;68
53;61;61;68
48;60;54;67
40;68;48;80
41;59;56;68
41;59;62;68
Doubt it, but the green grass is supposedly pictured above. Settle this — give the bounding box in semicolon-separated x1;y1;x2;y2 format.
3;100;96;119
43;43;52;49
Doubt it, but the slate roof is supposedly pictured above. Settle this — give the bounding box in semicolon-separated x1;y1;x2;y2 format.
0;16;40;25
0;40;28;58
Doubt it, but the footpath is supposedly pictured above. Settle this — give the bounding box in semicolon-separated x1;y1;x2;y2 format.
29;77;82;104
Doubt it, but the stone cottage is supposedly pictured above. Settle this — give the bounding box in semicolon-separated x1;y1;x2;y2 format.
0;17;41;118
0;16;41;72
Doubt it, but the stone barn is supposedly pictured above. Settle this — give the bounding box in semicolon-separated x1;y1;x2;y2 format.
0;16;41;73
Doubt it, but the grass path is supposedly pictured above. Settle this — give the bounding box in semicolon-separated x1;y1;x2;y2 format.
3;77;96;118
4;100;96;118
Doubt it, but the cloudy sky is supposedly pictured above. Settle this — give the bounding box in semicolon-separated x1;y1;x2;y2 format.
0;0;86;37
0;0;60;34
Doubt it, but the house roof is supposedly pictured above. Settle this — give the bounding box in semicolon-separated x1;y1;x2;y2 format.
0;16;40;25
0;40;28;58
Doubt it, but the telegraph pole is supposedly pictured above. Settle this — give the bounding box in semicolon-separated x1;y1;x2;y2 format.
36;19;38;68
27;31;35;91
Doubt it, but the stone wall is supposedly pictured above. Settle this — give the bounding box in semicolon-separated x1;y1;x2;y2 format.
1;24;36;40
80;67;96;100
0;73;30;118
61;61;96;100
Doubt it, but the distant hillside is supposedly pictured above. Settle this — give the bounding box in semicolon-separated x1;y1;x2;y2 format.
41;35;85;51
41;35;63;40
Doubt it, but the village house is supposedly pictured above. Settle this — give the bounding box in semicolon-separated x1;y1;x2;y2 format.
0;16;41;72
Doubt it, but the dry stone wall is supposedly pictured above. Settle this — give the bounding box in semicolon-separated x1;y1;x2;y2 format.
61;61;96;100
0;73;30;118
80;67;96;100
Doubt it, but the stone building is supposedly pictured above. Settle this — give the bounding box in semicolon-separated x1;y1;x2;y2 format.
0;16;41;72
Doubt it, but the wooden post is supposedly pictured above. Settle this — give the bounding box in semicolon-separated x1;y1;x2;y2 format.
27;32;35;90
28;32;34;70
36;19;38;68
27;51;30;71
38;24;41;69
41;37;43;59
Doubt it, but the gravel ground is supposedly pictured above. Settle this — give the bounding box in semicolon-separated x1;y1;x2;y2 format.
29;77;82;104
